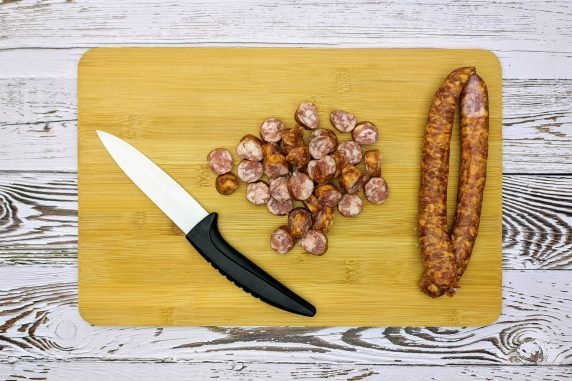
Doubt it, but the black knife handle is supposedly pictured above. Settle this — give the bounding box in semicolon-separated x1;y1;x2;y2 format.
186;213;316;317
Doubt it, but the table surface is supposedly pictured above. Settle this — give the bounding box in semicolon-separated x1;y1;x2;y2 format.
0;1;570;380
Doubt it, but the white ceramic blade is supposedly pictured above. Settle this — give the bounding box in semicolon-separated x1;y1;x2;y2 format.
96;130;208;234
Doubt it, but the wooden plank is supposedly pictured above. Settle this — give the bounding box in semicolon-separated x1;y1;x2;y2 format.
0;362;571;381
0;265;570;364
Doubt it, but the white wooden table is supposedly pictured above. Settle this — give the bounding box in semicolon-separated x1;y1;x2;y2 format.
0;1;571;380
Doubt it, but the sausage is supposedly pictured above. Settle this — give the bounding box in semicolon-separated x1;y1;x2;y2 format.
263;153;289;179
237;159;263;183
310;128;339;146
364;149;382;177
262;142;283;160
236;134;264;161
267;197;294;216
314;183;342;207
286;146;310;168
418;66;475;298
337;140;362;165
364;177;389;204
337;194;363;217
352;122;378;145
280;125;305;154
215;172;239;195
269;176;291;202
339;164;365;194
299;229;328;256
246;181;270;205
312;205;334;233
330;151;348;178
330;110;357;132
309;132;337;160
451;73;489;284
270;225;295;254
295;102;319;130
307;156;336;184
288;172;314;201
288;207;314;239
207;148;234;175
303;194;323;215
260;118;284;143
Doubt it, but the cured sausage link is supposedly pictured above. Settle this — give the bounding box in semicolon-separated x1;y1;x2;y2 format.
452;73;489;284
418;66;474;298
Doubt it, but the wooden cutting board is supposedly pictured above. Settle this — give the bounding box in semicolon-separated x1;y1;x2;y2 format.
78;48;502;326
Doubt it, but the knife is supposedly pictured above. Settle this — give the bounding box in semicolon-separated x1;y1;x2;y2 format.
96;130;316;317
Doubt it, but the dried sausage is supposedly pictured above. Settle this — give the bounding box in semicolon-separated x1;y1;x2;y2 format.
418;66;475;298
280;125;305;154
364;177;389;204
314;184;342;207
215;172;239;195
307;156;336;184
330;151;347;178
311;128;338;146
312;205;334;233
330;110;357;132
237;159;263;183
246;181;270;205
269;176;291;202
295;102;319;130
286;146;310;168
236;134;263;161
303;194;323;215
267;197;294;216
299;229;328;256
260;118;284;143
337;194;363;217
263;153;289;179
262;142;282;160
364;149;382;177
309;132;337;160
207;148;233;175
288;207;313;239
451;73;489;284
339;164;365;194
352;122;378;145
337;140;362;165
270;225;295;254
288;172;314;201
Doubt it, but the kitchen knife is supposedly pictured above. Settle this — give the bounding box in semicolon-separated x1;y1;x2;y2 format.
96;130;316;317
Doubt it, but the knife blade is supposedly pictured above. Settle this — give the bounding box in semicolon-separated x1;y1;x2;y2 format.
96;130;316;317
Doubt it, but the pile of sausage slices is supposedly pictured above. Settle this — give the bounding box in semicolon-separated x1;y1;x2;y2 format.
207;102;389;256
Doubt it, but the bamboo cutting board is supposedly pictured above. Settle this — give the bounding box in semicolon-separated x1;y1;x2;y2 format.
78;48;502;326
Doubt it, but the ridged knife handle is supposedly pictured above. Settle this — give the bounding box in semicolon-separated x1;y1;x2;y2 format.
186;213;316;317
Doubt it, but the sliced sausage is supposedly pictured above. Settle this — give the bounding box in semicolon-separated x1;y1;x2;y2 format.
330;110;357;132
309;133;337;160
237;159;263;183
288;172;314;201
364;149;382;177
337;194;363;217
330;151;348;178
215;172;239;195
207;148;234;175
286;146;310;168
288;207;314;239
263;153;289;179
339;164;365;194
352;122;378;145
295;102;319;130
260;118;284;143
267;197;294;216
246;181;270;205
236;134;263;161
311;128;339;146
299;229;328;256
364;177;389;204
418;66;475;298
307;155;336;184
303;194;323;215
269;176;291;202
314;184;342;207
313;206;334;233
262;142;282;160
270;225;295;254
337;140;362;165
280;125;305;154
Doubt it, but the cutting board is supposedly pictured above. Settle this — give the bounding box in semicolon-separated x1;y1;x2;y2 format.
78;48;502;326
